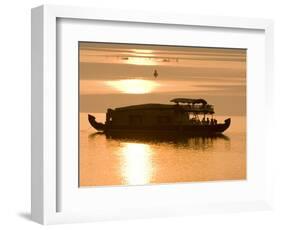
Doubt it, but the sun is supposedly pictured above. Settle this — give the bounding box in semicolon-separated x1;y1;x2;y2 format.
106;79;159;94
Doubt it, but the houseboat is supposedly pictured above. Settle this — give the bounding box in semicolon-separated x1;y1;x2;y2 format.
88;98;231;137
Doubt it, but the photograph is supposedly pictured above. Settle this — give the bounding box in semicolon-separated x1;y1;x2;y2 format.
79;42;246;187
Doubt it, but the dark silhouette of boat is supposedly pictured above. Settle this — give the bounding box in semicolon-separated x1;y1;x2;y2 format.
88;98;231;137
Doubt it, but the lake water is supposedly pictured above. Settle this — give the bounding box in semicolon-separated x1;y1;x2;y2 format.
79;113;246;186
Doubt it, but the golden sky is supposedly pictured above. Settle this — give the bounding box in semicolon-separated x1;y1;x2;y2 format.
79;42;246;115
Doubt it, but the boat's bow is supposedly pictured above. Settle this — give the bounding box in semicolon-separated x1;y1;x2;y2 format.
221;118;231;132
88;114;106;132
224;118;231;126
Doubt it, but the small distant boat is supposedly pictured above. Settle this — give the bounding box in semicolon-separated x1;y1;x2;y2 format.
88;98;231;137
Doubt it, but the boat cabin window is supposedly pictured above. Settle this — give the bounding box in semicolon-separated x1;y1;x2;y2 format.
157;116;171;124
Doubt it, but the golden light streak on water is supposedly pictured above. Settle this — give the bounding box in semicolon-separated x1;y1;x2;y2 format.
120;143;154;185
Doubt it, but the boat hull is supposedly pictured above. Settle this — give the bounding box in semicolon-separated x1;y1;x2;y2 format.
88;114;231;137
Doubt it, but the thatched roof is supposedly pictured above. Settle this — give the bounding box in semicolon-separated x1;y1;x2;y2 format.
114;102;214;114
115;104;174;111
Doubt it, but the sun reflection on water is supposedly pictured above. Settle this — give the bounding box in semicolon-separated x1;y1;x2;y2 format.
120;142;154;185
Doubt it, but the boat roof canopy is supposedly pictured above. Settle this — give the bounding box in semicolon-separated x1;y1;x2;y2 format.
170;98;208;105
115;104;173;111
113;102;214;114
111;98;214;113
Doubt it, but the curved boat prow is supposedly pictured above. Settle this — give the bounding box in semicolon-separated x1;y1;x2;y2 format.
88;114;106;132
224;118;231;126
222;118;231;132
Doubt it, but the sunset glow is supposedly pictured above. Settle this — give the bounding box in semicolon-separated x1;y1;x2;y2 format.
125;57;156;66
106;79;159;94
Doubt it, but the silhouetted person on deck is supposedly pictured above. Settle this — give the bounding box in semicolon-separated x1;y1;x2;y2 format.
202;117;206;125
206;117;210;125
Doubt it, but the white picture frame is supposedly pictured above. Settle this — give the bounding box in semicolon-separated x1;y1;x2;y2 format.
31;5;274;225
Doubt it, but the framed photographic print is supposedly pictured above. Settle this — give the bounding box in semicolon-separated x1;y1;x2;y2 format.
31;5;274;224
79;42;245;187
